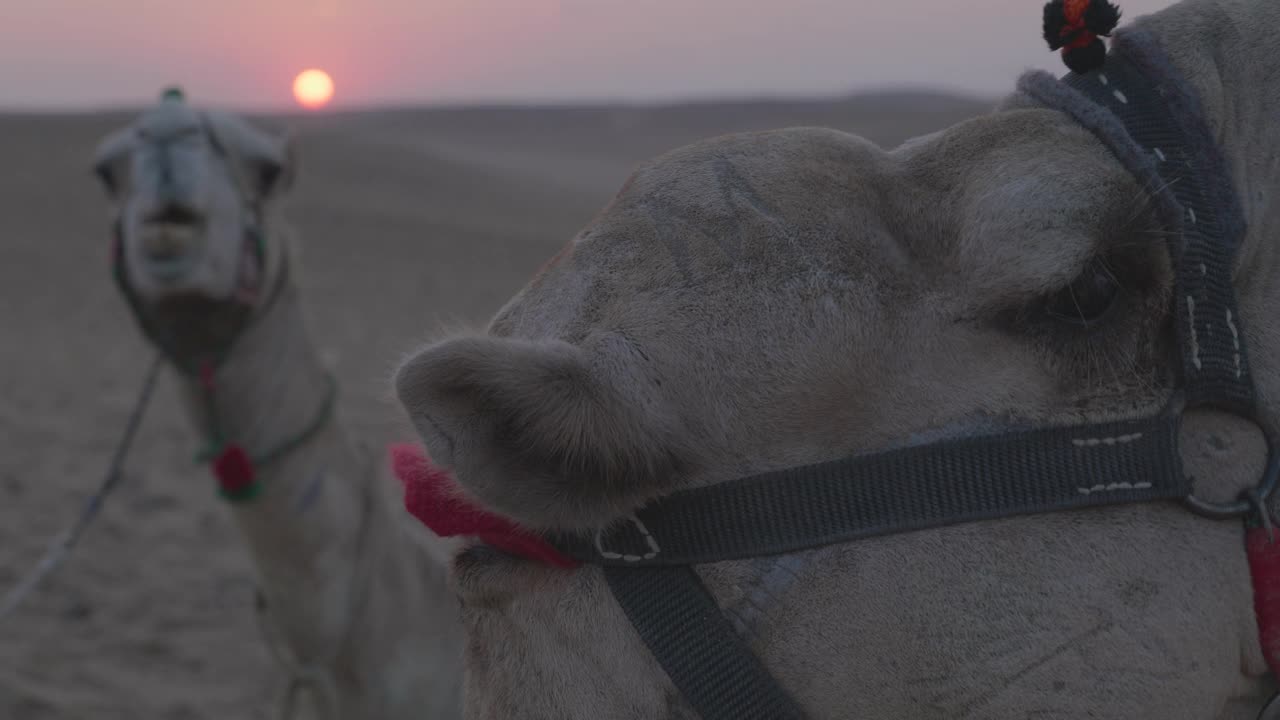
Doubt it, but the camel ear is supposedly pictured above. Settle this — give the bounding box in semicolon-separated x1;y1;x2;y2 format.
91;127;136;200
393;335;688;532
203;111;296;199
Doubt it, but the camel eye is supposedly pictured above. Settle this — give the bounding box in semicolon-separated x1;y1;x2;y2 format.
1044;258;1120;327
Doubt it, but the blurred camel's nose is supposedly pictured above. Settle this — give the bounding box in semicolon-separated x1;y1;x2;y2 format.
139;202;204;263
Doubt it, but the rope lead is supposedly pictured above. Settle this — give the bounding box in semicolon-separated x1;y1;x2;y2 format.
0;352;164;624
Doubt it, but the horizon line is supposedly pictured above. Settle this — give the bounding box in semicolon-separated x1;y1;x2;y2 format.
0;82;1003;117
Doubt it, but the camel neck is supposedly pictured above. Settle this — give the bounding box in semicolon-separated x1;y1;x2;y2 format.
175;279;373;664
181;284;330;459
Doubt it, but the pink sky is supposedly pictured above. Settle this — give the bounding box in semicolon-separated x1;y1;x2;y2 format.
2;0;1176;111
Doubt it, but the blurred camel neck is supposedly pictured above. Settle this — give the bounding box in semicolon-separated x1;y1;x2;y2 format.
168;271;465;717
175;276;373;668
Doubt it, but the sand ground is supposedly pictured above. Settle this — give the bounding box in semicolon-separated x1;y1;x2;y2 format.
0;93;989;719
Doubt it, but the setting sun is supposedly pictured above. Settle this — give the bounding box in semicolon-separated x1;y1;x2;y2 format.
292;69;334;110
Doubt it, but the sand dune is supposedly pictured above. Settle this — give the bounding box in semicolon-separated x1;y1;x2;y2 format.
0;92;990;718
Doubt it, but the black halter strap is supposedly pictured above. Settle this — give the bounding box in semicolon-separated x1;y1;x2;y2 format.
546;27;1275;720
1024;29;1256;418
553;409;1189;568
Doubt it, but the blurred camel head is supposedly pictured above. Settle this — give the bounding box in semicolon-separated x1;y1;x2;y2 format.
391;1;1280;717
91;88;296;357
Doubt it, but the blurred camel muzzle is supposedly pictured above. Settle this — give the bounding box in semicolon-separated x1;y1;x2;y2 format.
138;203;206;270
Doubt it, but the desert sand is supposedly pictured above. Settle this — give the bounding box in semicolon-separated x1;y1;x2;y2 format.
0;92;990;718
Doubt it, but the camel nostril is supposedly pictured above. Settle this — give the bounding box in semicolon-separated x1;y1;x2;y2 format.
146;203;203;226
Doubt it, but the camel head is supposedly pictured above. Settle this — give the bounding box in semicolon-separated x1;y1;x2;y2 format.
392;4;1280;716
91;88;295;364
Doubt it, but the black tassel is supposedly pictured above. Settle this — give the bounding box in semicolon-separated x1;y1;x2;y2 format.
1083;0;1122;38
1041;0;1123;74
1043;1;1070;51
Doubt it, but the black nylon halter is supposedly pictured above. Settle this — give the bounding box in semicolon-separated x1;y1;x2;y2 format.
546;27;1279;719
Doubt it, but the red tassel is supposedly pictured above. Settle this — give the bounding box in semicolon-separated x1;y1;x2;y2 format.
390;443;579;569
1247;526;1280;677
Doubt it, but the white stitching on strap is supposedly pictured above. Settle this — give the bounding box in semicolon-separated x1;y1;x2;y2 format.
1071;432;1143;448
1226;308;1242;378
1188;207;1198;224
1153;148;1166;162
1098;74;1109;86
594;515;661;562
1113;89;1129;104
1187;296;1203;370
1078;481;1153;495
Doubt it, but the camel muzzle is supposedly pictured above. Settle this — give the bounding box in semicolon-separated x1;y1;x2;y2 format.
134;198;210;282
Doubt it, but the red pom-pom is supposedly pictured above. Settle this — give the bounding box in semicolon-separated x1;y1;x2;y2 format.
213;444;257;497
390;442;579;569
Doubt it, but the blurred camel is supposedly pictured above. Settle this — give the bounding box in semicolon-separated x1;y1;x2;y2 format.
91;89;463;719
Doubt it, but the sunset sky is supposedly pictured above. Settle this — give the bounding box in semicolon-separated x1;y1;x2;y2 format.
3;0;1177;111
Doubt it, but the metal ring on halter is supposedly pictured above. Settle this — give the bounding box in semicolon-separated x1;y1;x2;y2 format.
1183;408;1280;521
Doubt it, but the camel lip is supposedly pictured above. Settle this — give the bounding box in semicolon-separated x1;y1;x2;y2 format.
447;542;512;592
142;254;201;283
452;539;492;565
446;541;559;606
134;222;207;281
